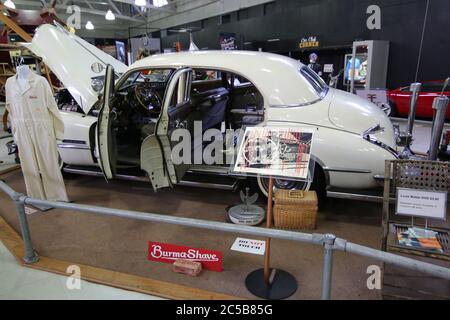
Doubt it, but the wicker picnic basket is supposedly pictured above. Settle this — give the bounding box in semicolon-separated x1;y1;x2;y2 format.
274;190;318;230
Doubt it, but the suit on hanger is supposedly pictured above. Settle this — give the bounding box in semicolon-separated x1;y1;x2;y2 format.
5;71;68;201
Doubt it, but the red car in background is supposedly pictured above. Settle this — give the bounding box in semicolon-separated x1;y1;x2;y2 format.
387;81;450;119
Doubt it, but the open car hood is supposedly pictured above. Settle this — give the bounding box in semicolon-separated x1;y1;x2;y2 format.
22;24;128;114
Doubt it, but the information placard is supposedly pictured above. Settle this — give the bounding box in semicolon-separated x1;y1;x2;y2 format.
396;188;447;220
231;238;266;255
233;127;314;180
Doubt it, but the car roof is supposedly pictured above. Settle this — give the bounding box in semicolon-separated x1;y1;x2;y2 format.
130;50;320;106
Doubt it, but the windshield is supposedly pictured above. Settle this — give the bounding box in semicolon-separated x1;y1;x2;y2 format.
120;69;173;90
299;66;328;98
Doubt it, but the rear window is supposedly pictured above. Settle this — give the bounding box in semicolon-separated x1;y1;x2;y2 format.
299;66;328;97
422;82;446;92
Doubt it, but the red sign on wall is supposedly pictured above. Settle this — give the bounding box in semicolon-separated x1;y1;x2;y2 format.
148;241;223;272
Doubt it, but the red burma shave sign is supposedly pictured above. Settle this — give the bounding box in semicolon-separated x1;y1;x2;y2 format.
148;241;223;272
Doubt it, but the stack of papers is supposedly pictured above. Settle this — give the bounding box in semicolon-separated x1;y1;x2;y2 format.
397;227;443;252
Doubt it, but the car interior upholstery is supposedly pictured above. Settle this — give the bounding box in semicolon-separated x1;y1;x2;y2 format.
110;69;264;168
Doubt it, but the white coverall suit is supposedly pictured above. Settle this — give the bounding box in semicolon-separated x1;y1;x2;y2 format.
5;72;68;201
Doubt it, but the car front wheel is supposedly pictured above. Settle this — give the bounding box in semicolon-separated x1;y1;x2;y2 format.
255;164;326;201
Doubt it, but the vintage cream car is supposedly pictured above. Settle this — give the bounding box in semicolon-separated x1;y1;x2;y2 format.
23;24;398;197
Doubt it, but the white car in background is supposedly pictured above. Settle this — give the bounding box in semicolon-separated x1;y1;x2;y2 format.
22;24;399;197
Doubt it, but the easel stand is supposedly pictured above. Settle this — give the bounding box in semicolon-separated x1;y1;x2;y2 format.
245;176;298;299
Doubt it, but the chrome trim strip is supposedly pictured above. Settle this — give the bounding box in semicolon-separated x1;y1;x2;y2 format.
178;180;238;191
63;167;240;191
362;124;385;136
323;167;372;174
363;135;399;159
270;86;329;108
327;191;396;203
63;167;102;176
58;143;90;150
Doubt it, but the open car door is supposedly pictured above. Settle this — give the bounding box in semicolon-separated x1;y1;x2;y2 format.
141;67;197;191
96;64;116;180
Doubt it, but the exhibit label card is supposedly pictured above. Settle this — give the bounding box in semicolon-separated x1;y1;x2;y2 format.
396;188;447;220
233;127;314;180
148;241;223;272
231;238;266;255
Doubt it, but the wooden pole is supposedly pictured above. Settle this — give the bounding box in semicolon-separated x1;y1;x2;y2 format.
263;176;274;286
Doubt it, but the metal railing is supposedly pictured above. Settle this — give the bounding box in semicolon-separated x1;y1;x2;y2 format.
0;179;449;300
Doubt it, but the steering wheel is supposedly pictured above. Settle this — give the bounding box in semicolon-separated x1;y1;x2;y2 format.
134;82;163;116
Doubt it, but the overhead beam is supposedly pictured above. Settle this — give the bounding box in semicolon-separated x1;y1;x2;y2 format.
138;0;274;30
0;5;32;41
83;0;94;10
108;0;123;15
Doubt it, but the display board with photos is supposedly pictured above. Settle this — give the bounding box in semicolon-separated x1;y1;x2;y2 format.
382;160;450;257
343;53;368;86
219;33;236;50
232;126;315;181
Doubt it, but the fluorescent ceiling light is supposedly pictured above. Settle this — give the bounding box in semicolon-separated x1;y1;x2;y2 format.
85;21;95;30
267;38;280;42
153;0;168;7
135;0;146;6
4;0;15;9
105;9;115;20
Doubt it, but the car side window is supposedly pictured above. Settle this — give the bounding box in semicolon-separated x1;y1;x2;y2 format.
299;66;327;97
169;70;192;109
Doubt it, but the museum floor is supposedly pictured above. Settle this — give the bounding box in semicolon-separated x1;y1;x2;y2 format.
0;169;384;299
0;241;163;300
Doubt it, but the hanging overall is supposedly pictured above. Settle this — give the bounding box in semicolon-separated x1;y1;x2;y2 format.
5;68;68;202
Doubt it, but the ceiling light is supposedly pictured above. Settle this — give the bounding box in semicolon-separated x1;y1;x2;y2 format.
135;0;146;6
153;0;168;7
85;21;95;30
4;0;15;9
105;9;115;21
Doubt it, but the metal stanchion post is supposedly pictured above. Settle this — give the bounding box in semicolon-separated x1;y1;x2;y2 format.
406;83;422;137
401;83;422;155
14;195;39;264
428;95;449;160
321;233;336;300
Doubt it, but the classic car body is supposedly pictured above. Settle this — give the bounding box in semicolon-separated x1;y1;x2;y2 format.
387;81;450;119
22;24;399;196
